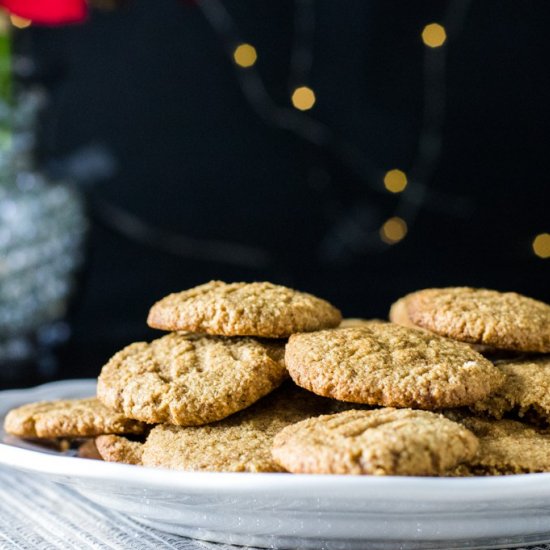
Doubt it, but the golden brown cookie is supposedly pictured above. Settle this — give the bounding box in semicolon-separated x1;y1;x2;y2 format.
272;408;478;475
390;295;493;353
140;384;339;472
78;439;103;460
285;324;503;409
392;288;550;353
147;280;342;337
95;435;143;465
97;332;287;426
391;295;499;355
338;318;384;328
3;398;146;439
470;355;550;424
444;412;550;475
388;297;418;329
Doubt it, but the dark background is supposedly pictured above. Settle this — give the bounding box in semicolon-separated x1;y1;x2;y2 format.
13;0;550;383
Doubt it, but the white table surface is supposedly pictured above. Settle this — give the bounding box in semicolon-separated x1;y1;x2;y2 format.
0;468;238;550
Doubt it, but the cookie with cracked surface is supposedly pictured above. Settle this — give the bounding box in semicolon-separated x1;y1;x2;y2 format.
272;408;478;475
3;398;146;439
285;324;503;409
97;332;287;426
444;412;550;475
95;435;143;465
140;384;340;472
147;280;342;338
470;355;550;425
392;288;550;353
390;295;498;354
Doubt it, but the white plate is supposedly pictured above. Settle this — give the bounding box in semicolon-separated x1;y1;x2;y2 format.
2;380;550;550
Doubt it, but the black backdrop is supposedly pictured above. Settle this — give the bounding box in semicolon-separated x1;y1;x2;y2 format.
19;0;549;380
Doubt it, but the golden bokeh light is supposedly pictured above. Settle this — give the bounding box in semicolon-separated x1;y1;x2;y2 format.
421;23;446;48
10;15;31;29
383;169;408;193
233;43;257;68
532;233;550;259
291;86;316;111
380;217;408;244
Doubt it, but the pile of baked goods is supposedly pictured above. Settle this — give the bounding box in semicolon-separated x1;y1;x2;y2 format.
4;281;550;476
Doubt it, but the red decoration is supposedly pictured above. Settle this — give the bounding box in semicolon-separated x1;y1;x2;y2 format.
0;0;87;25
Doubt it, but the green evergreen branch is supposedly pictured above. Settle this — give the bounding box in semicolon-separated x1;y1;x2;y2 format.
0;23;12;151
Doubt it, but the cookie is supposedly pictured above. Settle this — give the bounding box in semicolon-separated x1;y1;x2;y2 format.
444;412;550;475
470;355;550;424
97;332;287;426
3;398;146;439
147;280;342;337
95;434;143;465
392;288;550;353
272;408;478;475
388;297;417;329
140;384;338;472
338;318;384;328
78;439;102;460
390;296;497;354
285;324;503;409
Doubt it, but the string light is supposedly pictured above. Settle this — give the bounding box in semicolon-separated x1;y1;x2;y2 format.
233;43;257;68
421;23;446;48
383;169;408;193
291;86;316;111
380;217;407;244
532;233;550;259
9;15;31;28
123;0;472;269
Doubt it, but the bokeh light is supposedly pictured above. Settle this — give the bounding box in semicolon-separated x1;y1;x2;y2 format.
233;43;257;68
10;15;32;29
422;23;446;48
380;217;408;244
383;169;408;193
291;86;316;111
532;233;550;258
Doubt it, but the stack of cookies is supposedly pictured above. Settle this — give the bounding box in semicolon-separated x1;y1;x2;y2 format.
4;282;550;476
387;287;550;475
